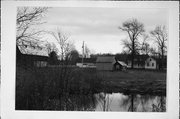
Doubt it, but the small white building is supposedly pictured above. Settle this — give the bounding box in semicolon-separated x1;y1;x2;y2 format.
145;57;157;69
76;58;96;68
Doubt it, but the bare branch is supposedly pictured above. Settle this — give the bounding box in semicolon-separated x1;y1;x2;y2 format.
50;28;73;61
16;7;48;51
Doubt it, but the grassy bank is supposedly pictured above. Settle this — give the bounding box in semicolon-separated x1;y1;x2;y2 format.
16;66;166;110
98;69;166;96
16;66;101;110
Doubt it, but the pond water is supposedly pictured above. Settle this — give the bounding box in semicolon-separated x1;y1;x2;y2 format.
95;93;166;112
47;93;166;112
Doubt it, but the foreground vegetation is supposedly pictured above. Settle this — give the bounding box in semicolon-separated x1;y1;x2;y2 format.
16;65;101;110
16;66;166;110
98;69;166;96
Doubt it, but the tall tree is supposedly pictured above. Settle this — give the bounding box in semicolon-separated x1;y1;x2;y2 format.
141;34;151;55
66;50;79;65
84;45;91;58
16;7;48;52
119;18;145;68
50;28;75;61
48;51;59;65
150;25;167;69
45;42;58;55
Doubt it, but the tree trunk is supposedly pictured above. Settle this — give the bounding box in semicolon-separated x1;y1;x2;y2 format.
161;48;164;70
131;94;134;112
131;40;135;69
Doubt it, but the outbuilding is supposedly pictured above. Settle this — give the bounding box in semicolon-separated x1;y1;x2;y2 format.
113;61;127;71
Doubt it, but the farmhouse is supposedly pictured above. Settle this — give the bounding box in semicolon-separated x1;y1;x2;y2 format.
96;56;116;70
16;46;49;67
126;55;149;69
76;58;96;68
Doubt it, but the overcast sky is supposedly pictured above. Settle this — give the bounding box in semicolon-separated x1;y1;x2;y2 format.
41;7;168;54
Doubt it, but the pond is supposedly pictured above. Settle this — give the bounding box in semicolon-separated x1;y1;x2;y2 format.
95;93;166;112
46;93;166;112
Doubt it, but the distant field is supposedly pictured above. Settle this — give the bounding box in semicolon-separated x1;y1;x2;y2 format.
98;69;166;96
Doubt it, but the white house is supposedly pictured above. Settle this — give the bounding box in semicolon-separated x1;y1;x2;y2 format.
145;57;157;69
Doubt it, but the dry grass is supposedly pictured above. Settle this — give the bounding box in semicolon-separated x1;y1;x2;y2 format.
98;69;166;96
16;66;166;110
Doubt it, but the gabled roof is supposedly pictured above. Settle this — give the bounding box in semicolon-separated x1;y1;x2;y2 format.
117;61;127;67
17;46;48;56
96;56;116;63
127;55;149;61
16;46;49;61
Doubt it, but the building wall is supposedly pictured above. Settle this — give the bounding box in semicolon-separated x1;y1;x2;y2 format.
76;63;96;67
145;58;157;69
96;63;113;70
34;61;48;67
127;61;145;69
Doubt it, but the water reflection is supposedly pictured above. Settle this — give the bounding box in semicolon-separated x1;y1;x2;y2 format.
46;93;166;112
95;93;166;112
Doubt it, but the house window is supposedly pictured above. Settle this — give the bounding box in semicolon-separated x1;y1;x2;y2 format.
147;62;149;66
152;63;154;66
149;58;151;61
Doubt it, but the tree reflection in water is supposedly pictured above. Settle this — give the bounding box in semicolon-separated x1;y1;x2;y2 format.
95;93;166;112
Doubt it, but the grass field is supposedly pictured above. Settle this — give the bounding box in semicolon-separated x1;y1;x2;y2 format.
16;65;166;110
98;69;166;96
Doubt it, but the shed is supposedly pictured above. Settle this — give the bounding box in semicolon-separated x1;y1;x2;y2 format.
114;61;127;71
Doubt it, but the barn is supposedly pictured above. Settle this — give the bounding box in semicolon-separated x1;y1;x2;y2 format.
96;56;116;70
16;46;49;67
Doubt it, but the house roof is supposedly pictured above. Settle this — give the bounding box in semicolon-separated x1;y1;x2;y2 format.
96;56;116;63
127;54;149;61
17;46;49;61
17;46;49;56
117;61;127;67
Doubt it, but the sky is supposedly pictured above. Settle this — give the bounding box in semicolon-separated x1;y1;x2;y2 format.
40;7;168;54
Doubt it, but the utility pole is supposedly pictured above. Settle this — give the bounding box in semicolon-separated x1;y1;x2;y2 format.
82;41;84;67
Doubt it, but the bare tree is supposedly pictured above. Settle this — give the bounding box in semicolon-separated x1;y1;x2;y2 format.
119;18;145;68
66;50;79;65
84;45;91;58
16;7;48;52
50;29;75;61
150;25;167;69
141;34;151;55
149;47;159;56
45;42;58;55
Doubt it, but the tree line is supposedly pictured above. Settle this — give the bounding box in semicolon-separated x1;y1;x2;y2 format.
119;19;167;69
